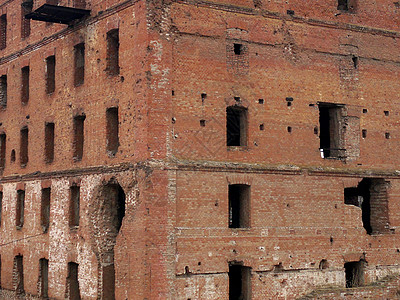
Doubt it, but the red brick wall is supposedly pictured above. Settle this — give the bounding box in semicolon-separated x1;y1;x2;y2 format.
0;0;400;299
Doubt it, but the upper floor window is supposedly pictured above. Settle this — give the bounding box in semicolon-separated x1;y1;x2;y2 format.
73;114;85;161
46;55;56;94
338;0;356;12
21;66;30;105
318;103;345;159
21;0;33;39
0;75;7;108
106;29;120;76
227;106;248;147
0;14;6;50
74;43;85;87
229;184;250;228
20;126;29;167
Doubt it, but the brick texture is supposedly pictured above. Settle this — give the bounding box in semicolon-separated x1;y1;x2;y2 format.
0;0;399;299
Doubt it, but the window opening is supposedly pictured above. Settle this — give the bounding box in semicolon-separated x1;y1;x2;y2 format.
69;185;80;228
95;183;125;298
11;149;15;162
21;66;29;104
14;255;24;295
46;55;55;94
16;190;25;229
352;56;358;69
74;43;85;86
20;127;29;166
0;15;6;50
41;188;51;233
229;184;250;228
233;43;242;55
39;258;48;298
0;75;7;108
227;106;248;147
73;115;85;161
229;264;251;300
338;0;348;10
344;178;390;235
106;29;119;75
318;103;344;159
106;107;119;156
45;122;55;163
345;260;365;287
0;192;3;226
21;0;33;39
201;93;207;103
102;264;115;300
362;129;367;138
0;133;5;169
67;262;81;300
319;259;329;270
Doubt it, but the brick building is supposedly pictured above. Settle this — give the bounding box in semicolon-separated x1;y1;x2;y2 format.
0;0;399;298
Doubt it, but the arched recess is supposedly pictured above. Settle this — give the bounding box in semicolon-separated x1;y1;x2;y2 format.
89;177;126;300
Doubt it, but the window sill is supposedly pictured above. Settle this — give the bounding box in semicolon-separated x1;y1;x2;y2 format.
227;146;249;151
229;227;251;231
70;225;79;232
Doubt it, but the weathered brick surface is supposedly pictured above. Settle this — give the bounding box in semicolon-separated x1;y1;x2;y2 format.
0;0;399;299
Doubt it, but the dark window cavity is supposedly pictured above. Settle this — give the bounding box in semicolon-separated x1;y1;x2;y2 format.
233;43;243;55
229;184;250;228
106;29;120;75
362;129;367;138
318;103;344;159
66;262;81;300
46;55;56;94
16;190;25;229
106;107;119;156
21;66;29;105
345;260;365;288
69;185;80;228
45;122;55;163
338;0;356;11
0;133;6;169
0;15;6;50
229;264;251;300
0;192;2;226
0;75;7;108
344;178;390;235
20;127;29;167
41;188;51;233
227;106;248;147
13;255;24;295
38;258;49;298
352;56;358;69
73;115;85;161
21;0;32;39
338;0;348;10
102;264;116;300
74;43;85;86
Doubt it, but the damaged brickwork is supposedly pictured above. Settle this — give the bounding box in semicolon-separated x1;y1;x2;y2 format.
0;0;400;299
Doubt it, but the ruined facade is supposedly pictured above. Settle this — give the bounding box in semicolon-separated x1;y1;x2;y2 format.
0;0;400;299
